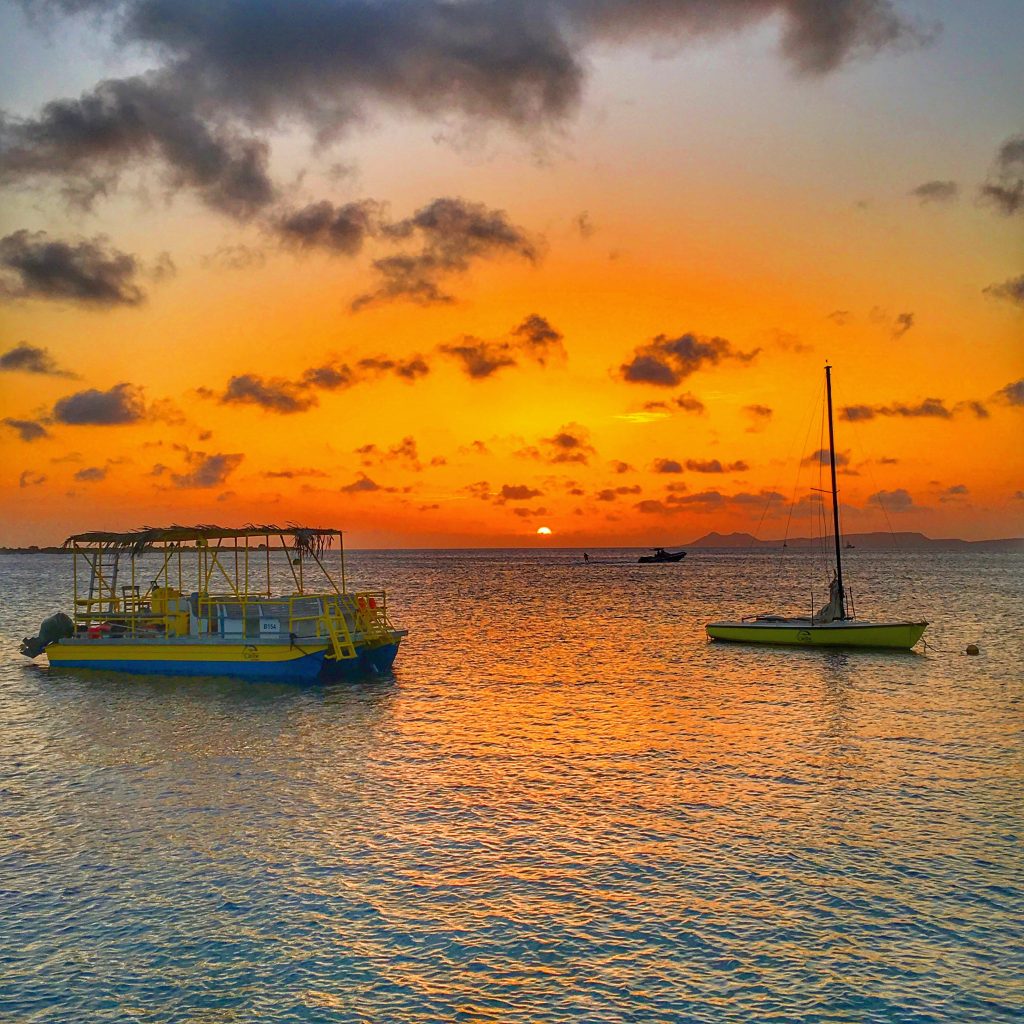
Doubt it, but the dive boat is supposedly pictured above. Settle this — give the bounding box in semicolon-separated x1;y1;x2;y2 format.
20;524;407;682
705;365;927;650
639;548;686;564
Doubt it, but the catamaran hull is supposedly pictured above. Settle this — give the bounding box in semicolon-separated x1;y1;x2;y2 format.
321;640;402;681
706;621;927;650
45;637;404;682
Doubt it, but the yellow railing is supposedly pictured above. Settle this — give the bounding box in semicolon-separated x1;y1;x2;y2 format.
71;586;399;655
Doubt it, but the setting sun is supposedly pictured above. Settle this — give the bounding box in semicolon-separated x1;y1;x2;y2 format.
536;527;553;536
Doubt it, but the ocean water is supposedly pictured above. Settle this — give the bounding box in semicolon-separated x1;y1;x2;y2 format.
1;548;1021;1023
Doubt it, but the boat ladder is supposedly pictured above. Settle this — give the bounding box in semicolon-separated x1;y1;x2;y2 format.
320;602;358;661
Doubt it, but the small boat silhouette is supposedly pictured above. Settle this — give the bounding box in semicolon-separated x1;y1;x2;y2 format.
638;548;686;564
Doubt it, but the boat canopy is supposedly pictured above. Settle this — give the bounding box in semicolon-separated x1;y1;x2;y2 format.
63;524;341;556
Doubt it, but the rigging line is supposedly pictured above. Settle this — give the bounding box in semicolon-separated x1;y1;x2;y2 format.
816;379;830;579
774;380;824;591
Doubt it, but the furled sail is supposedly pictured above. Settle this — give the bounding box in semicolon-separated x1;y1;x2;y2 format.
813;575;845;623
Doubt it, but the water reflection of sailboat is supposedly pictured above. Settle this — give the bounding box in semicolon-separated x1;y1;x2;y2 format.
705;364;928;650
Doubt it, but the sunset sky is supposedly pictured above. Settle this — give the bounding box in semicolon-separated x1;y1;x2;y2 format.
1;0;1021;547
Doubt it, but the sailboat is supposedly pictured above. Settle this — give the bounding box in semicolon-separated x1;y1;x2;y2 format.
705;364;928;650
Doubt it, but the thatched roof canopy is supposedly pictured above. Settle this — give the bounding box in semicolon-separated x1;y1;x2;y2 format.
64;524;341;556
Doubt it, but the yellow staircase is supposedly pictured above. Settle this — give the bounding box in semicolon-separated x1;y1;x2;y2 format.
320;598;357;661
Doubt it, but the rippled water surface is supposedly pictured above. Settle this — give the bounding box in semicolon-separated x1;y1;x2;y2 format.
1;549;1022;1023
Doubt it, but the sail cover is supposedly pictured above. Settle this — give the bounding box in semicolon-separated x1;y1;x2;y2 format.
813;575;845;623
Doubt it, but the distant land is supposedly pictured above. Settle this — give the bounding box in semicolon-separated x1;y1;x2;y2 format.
1;531;1022;553
687;531;1024;552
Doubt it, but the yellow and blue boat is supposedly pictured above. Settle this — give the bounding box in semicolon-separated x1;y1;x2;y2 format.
20;524;407;682
706;365;928;651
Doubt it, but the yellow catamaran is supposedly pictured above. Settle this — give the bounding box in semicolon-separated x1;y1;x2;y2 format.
20;524;407;681
706;365;928;650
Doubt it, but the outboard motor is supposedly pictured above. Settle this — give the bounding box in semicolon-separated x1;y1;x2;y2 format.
20;612;74;658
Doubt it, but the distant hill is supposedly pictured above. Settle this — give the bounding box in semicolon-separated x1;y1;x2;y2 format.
688;531;1024;552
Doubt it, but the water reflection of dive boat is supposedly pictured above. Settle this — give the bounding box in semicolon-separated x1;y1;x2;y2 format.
705;365;927;650
20;524;407;682
638;548;686;564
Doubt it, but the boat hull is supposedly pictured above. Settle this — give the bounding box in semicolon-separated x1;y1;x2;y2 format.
46;640;328;681
321;639;402;681
706;620;927;650
45;635;405;682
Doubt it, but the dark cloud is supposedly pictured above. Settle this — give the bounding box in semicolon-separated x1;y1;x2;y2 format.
171;451;244;488
19;470;47;488
497;484;543;502
340;473;382;494
839;397;952;421
673;392;705;414
74;466;106;482
262;468;327;480
686;459;749;473
979;134;1024;216
802;448;852;468
510;314;565;365
619;332;758;386
3;2;927;222
892;311;915;338
743;404;773;430
0;342;77;377
301;363;355;391
840;404;875;422
356;356;430;381
827;310;852;326
609;460;633;474
540;425;595;464
636;487;783;514
353;198;539;309
221;374;317;414
644;392;706;415
940;483;968;502
275;200;381;255
867;488;916;511
53;382;145;425
574;211;595;238
997;379;1024;406
463;480;493;501
910;180;958;204
357;436;423;470
201;244;266;271
635;498;673;515
954;400;989;419
439;337;517;379
3;417;51;441
595;485;640;502
653;458;683;474
0;230;144;306
0;76;275;218
440;313;564;378
983;274;1024;307
218;354;427;413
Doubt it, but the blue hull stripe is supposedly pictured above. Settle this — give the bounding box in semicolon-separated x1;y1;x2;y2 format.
52;649;326;682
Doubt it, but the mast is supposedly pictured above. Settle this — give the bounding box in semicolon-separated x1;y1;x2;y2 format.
824;363;847;619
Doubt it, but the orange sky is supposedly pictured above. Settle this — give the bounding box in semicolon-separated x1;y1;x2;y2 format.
1;1;1021;546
